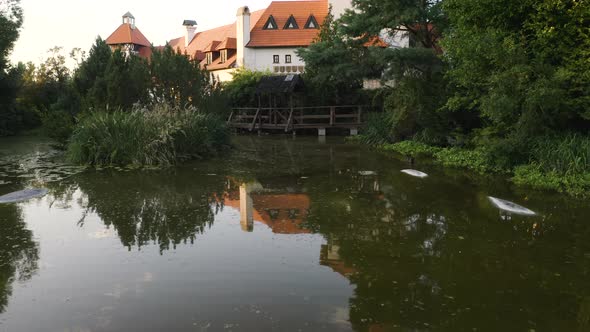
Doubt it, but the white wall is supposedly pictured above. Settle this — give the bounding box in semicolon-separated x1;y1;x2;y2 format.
212;68;236;82
381;29;410;48
246;47;305;73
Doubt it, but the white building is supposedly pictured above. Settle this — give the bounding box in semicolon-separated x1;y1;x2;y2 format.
106;0;397;82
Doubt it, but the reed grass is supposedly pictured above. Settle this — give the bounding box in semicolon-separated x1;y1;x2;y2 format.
67;103;229;166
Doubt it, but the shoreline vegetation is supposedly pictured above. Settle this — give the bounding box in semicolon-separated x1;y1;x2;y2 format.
67;103;229;166
350;137;590;198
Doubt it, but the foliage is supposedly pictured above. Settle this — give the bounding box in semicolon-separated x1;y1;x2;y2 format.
67;103;229;166
297;6;370;105
223;68;267;107
381;140;440;159
0;0;23;136
513;164;590;198
442;0;590;139
357;113;392;145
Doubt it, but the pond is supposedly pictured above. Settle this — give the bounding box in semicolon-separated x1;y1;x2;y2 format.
1;135;589;332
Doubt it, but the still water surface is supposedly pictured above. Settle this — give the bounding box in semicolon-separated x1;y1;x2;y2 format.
0;136;589;332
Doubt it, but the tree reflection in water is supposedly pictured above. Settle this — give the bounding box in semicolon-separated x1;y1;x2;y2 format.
304;170;590;332
70;169;227;253
0;204;39;313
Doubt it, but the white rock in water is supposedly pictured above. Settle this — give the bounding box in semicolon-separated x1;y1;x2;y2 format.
401;169;428;178
488;196;536;216
359;171;376;176
0;188;48;204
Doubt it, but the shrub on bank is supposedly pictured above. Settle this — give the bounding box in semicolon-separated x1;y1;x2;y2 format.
379;134;590;197
67;103;229;166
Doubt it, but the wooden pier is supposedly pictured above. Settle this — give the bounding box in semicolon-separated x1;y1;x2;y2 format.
227;105;367;135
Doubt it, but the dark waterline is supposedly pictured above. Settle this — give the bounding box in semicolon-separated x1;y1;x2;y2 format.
0;135;589;332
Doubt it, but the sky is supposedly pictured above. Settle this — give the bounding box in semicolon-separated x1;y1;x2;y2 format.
10;0;273;65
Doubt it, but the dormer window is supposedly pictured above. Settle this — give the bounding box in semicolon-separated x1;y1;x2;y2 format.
304;15;319;29
284;15;299;29
263;15;278;30
220;50;227;63
206;52;213;65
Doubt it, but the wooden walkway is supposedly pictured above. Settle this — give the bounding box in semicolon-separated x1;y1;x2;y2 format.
227;105;367;134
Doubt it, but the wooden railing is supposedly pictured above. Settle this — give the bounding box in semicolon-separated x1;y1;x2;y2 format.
227;106;367;132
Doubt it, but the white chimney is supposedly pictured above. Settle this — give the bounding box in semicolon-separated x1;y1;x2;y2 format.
183;20;197;48
236;6;251;68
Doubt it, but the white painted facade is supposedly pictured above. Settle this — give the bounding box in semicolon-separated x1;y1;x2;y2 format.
245;48;305;74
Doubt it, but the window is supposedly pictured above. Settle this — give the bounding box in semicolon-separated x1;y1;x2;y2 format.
304;15;319;29
206;52;213;65
263;15;278;30
273;55;280;63
283;15;299;29
285;55;292;63
220;50;227;63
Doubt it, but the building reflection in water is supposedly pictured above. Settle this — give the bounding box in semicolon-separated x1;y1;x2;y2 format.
226;181;311;234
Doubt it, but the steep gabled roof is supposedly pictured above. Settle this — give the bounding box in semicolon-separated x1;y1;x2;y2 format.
203;41;222;52
105;23;151;47
247;0;328;48
216;37;237;50
167;9;264;58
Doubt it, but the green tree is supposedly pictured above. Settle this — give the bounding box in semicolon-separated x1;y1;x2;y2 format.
297;6;372;105
104;49;150;109
0;0;23;136
443;0;590;147
73;37;112;111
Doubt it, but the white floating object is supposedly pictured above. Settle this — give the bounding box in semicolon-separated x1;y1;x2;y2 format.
401;169;428;178
488;196;536;216
0;188;48;204
359;171;376;176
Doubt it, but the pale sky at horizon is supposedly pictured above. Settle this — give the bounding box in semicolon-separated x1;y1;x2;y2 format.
10;0;274;65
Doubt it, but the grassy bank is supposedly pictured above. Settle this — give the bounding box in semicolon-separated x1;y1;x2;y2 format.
378;137;590;198
68;103;229;166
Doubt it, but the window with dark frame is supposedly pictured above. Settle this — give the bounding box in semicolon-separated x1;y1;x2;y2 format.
283;15;299;29
285;55;292;63
273;55;280;63
263;15;278;30
304;15;319;29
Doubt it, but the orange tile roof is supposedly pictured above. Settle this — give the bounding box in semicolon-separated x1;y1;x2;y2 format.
203;41;222;52
106;23;151;47
205;53;237;70
247;0;328;48
216;37;237;50
167;9;264;58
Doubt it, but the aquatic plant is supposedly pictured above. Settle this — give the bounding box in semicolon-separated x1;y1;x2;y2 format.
67;103;229;166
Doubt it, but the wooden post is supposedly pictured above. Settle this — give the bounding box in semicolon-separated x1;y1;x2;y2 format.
227;110;234;124
330;106;335;127
357;106;362;124
250;108;261;131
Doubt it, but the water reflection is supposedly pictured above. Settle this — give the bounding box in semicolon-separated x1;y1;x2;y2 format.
1;136;590;331
0;204;39;314
64;170;227;253
225;181;310;234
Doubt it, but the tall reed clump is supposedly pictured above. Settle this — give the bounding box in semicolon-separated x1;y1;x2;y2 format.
67;103;229;166
513;134;590;197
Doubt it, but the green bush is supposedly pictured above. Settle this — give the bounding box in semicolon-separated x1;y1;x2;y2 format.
381;141;440;158
67;103;229;166
513;163;590;198
358;113;393;145
433;147;502;174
